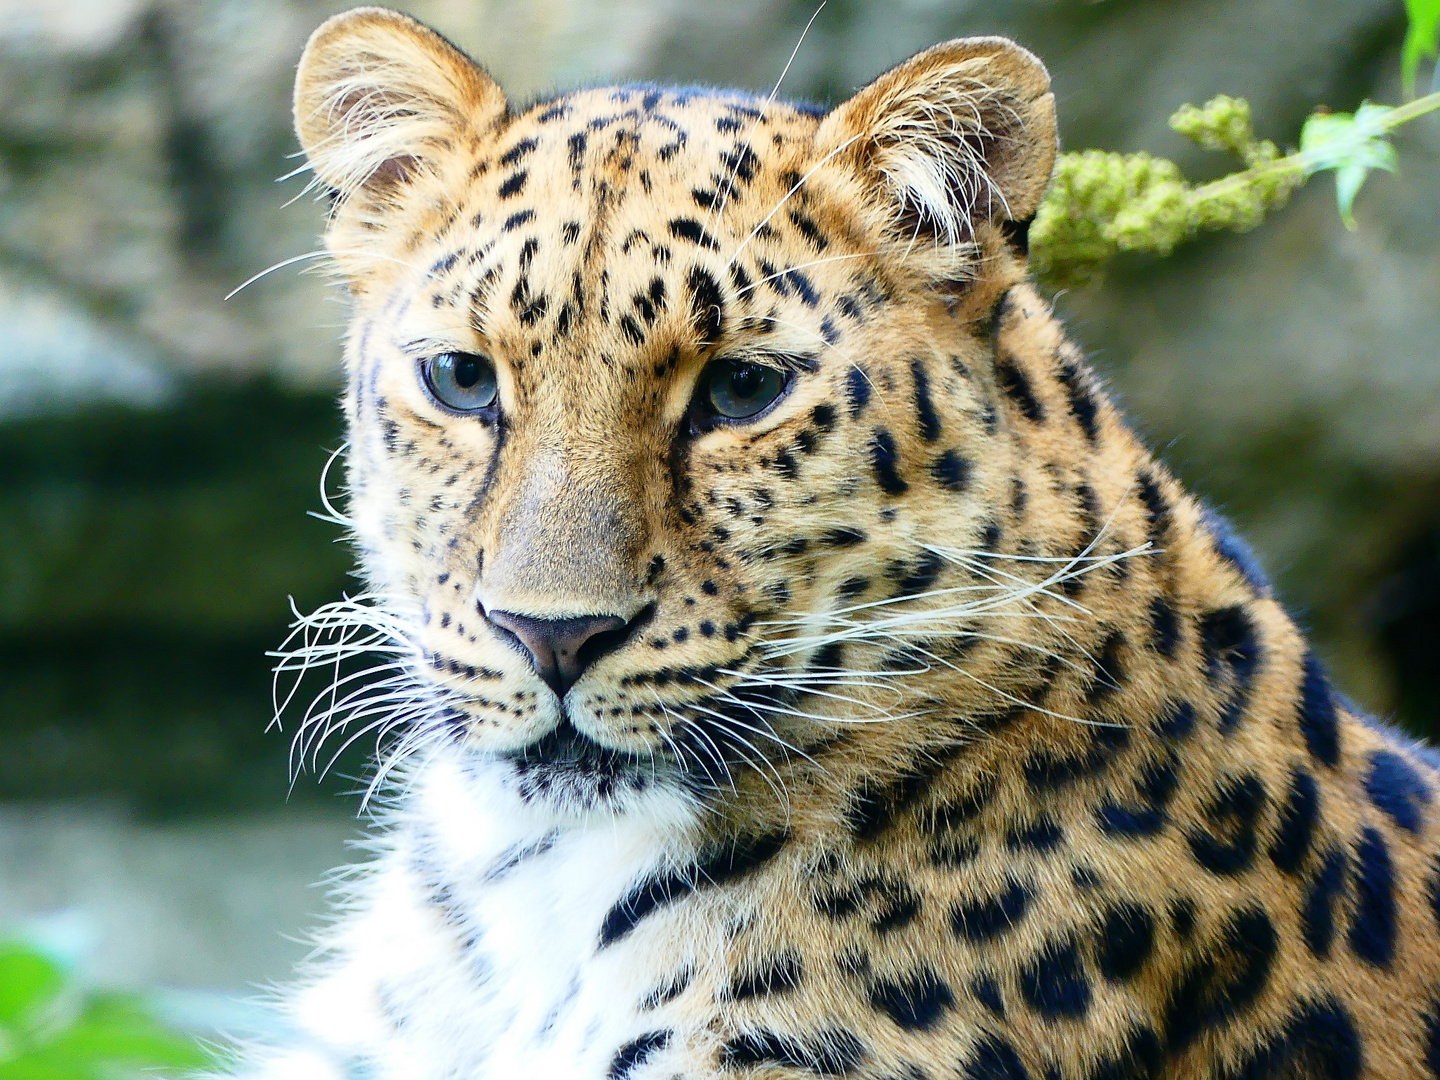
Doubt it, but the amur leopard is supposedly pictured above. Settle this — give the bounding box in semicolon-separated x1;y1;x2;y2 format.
235;7;1440;1079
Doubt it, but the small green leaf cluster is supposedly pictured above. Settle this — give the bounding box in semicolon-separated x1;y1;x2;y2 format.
1298;103;1398;228
1030;96;1302;288
0;942;207;1080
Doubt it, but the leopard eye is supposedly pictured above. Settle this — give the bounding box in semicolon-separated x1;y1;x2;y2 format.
698;358;790;424
421;352;498;413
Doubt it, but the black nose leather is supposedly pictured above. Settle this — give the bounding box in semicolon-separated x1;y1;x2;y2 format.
485;609;631;695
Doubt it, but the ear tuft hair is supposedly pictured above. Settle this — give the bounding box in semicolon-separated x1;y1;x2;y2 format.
818;38;1056;264
293;6;507;208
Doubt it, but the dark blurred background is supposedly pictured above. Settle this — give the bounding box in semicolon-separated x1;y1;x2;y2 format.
0;0;1436;989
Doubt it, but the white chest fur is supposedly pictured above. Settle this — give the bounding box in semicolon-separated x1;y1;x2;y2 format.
252;749;707;1080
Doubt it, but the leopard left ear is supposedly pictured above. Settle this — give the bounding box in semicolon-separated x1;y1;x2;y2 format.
816;37;1056;264
294;7;508;211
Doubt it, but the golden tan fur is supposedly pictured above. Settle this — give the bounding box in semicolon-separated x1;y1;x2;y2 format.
275;8;1440;1078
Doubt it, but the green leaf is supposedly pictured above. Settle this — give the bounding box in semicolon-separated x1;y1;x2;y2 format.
1299;103;1398;227
1404;0;1440;97
0;947;65;1027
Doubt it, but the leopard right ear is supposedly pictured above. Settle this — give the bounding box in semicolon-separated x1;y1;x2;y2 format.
293;6;507;209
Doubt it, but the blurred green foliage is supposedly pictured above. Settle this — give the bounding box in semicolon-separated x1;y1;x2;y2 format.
0;942;206;1080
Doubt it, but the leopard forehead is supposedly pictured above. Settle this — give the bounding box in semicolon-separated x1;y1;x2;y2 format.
388;87;851;395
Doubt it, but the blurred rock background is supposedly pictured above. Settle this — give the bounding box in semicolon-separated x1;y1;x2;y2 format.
0;0;1435;989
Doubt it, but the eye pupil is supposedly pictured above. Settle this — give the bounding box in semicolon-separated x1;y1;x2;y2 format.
730;366;763;398
422;352;498;413
454;357;482;389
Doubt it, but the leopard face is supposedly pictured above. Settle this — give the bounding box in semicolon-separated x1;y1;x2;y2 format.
294;9;1056;815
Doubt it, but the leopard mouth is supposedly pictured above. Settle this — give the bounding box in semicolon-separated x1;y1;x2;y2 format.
510;713;637;769
501;713;659;798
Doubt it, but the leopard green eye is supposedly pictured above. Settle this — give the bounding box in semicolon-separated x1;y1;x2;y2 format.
421;352;498;413
700;358;790;423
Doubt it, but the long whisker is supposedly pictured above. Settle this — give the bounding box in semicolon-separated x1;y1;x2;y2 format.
225;248;425;300
707;2;826;238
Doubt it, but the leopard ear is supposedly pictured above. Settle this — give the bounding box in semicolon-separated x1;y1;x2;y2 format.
293;6;507;208
816;37;1056;266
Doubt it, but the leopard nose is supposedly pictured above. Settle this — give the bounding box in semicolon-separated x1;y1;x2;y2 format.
484;609;635;696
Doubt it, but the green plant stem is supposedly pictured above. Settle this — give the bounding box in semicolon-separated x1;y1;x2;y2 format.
1194;89;1440;203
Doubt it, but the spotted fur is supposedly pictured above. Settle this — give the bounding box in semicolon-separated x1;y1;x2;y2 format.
235;8;1440;1079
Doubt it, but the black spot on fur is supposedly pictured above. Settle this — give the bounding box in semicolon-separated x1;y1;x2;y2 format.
1348;825;1396;967
728;952;803;1000
639;968;691;1010
720;1029;865;1076
951;878;1033;942
1270;768;1319;874
564;130;588;170
619;314;646;346
511;279;548;326
686;266;725;343
1214;998;1361;1080
498;170;528;198
1087;1026;1163;1080
1302;847;1349;959
1019;938;1091;1019
868;968;955;1031
1056;354;1100;443
1426;999;1440;1077
789;208;828;251
1096;753;1179;838
598;832;787;948
1001;216;1033;254
1163;906;1276;1054
846;367;872;417
931;450;971;492
890;551;944;599
870;430;908;496
609;1030;671;1079
821;527;866;547
1156;700;1196;740
1086;630;1126;709
502;209;535;232
669;217;720;250
1187;774;1267;876
1197;605;1263;731
1365;749;1432;833
1170;899;1197;939
1149;597;1181;658
1298;651;1342;767
996;354;1045;422
963;1035;1030;1080
1136;470;1170;546
1007;816;1063;852
499;138;536;167
971;973;1005;1017
910;359;942;442
1097;903;1155;982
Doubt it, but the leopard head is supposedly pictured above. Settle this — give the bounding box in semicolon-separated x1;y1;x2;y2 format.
291;6;1060;818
